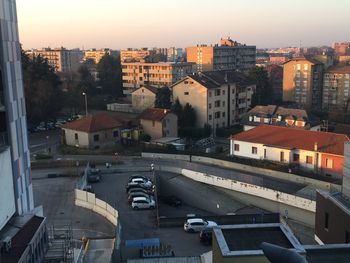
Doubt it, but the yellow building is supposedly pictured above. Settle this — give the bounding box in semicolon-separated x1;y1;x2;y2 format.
131;85;157;113
84;48;118;64
139;108;178;139
121;62;194;94
28;47;83;73
186;37;256;73
283;57;323;109
171;71;255;129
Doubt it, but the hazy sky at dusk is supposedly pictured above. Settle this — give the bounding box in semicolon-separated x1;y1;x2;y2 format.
17;0;350;50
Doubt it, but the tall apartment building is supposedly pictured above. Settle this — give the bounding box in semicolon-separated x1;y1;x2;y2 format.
120;48;154;63
332;42;350;56
1;1;47;262
171;71;255;129
167;47;183;62
28;47;84;73
323;65;350;111
121;62;194;94
283;57;324;109
84;48;119;64
186;37;256;73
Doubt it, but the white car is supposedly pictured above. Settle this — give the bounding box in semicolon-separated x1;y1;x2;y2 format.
130;178;152;187
183;218;217;232
132;197;155;210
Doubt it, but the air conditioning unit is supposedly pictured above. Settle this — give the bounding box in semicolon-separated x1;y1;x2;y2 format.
1;236;12;252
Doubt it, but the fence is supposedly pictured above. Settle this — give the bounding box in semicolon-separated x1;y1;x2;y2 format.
74;189;118;226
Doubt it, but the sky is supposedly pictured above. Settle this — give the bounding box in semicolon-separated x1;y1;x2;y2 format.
17;0;350;50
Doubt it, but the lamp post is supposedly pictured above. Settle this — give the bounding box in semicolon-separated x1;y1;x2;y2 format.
82;92;88;116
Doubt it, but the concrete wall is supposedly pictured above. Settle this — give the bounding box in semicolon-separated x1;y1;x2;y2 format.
75;189;118;226
107;103;134;113
343;142;350;197
0;147;16;230
163;113;178;138
63;129;89;148
141;119;163;139
131;87;156;113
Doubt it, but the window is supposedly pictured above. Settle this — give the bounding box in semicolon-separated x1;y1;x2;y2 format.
346;231;350;244
222;90;226;95
209;103;212;109
234;144;240;151
293;153;300;162
215;112;221;118
304;64;308;71
264;149;267;158
325;158;333;168
324;212;329;230
209;114;212;120
209;91;212;97
297;64;301;70
184;91;189;95
152;120;155;127
222;101;226;107
215;100;221;107
93;134;99;142
222;112;225;117
215;89;221;96
280;151;284;162
252;147;257;154
306;156;313;164
74;133;78;140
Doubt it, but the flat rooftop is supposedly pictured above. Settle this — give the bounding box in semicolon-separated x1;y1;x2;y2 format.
304;244;350;263
213;223;305;257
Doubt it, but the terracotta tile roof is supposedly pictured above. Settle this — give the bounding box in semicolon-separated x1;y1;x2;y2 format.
327;65;350;74
231;125;349;156
132;85;158;94
139;108;172;121
62;113;123;133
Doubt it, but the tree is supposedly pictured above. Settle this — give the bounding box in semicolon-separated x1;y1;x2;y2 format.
171;98;183;127
249;66;273;106
21;51;63;124
77;65;96;94
97;53;123;97
182;103;196;128
155;87;171;109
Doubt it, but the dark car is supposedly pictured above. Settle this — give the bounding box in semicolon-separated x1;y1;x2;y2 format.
125;182;154;193
127;187;154;196
159;195;181;207
87;168;101;183
199;228;212;245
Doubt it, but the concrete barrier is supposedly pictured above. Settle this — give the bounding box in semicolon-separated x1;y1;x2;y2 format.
142;152;191;162
75;189;118;226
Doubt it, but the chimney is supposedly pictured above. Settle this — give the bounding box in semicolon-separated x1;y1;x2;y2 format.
314;142;318;152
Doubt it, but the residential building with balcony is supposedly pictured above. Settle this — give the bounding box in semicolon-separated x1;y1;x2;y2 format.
186;37;256;73
322;65;350;112
171;71;255;130
84;48;119;64
121;61;194;95
120;48;154;63
283;57;324;109
230;125;349;178
27;47;83;73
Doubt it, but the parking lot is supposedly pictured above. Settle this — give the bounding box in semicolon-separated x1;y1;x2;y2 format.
91;170;215;260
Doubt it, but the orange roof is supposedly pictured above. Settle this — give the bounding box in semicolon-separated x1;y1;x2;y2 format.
231;125;349;156
63;113;123;133
139;108;172;121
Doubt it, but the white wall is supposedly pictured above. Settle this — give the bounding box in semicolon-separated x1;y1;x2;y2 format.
0;148;16;230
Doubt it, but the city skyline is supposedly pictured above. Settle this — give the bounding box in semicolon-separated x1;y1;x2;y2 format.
17;0;350;50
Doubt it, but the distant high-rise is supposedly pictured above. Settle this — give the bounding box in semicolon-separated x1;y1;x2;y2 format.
186;37;256;73
0;0;34;217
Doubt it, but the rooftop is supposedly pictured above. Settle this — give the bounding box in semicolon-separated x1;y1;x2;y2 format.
284;56;323;65
62;113;123;133
327;65;350;74
231;125;349;156
131;85;158;94
304;244;350;263
139;108;173;121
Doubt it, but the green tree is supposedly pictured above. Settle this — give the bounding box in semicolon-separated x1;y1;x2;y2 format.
182;103;196;128
77;65;96;94
249;66;273;106
155;86;171;109
21;51;63;124
171;98;183;127
97;53;123;97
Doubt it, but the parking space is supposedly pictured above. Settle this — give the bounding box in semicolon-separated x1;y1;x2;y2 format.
91;171;213;259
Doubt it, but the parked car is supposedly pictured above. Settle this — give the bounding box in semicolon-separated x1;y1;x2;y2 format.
159;195;181;207
128;187;154;196
87;168;101;183
126;182;154;192
131;197;155;210
199;228;213;245
128;192;153;204
183;218;217;233
130;178;152;187
128;174;151;182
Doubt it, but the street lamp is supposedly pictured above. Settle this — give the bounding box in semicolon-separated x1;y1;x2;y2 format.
82;92;88;116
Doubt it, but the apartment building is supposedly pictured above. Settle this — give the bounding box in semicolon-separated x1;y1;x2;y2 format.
323;65;350;111
167;47;183;62
28;47;83;73
171;71;255;129
121;62;194;94
84;48;119;64
186;37;256;73
283;57;324;109
120;48;154;63
332;42;350;56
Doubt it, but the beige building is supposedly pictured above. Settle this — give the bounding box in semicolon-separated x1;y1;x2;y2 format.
62;113;122;149
283;57;324;109
120;48;154;63
28;47;83;73
323;65;350;111
186;37;256;73
121;62;194;94
84;48;118;64
139;108;178;139
171;71;255;130
131;85;157;113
